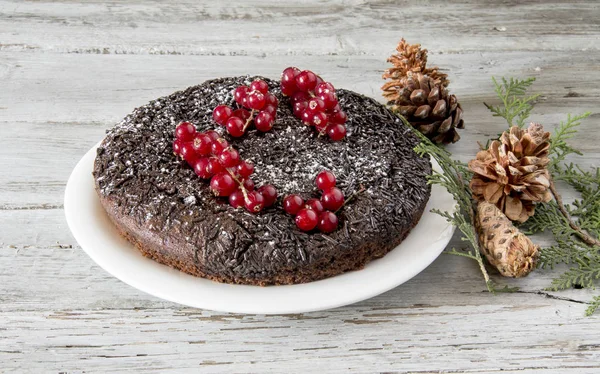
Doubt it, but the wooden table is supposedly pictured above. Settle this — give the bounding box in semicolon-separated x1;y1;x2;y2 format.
1;1;599;372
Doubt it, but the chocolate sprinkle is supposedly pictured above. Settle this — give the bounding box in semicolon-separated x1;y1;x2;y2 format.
93;76;432;285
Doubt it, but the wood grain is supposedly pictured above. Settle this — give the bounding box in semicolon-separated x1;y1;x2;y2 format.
0;0;599;372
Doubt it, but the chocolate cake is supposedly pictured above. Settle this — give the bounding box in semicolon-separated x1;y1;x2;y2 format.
93;76;432;285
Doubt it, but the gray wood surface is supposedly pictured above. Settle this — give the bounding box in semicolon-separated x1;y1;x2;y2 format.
1;0;599;372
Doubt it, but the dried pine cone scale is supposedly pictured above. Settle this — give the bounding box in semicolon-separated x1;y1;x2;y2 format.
469;123;552;223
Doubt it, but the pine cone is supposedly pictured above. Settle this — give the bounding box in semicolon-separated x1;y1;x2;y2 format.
382;38;449;87
476;201;539;278
469;123;552;223
385;72;464;144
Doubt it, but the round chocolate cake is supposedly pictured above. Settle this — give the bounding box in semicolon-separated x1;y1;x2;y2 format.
93;76;432;285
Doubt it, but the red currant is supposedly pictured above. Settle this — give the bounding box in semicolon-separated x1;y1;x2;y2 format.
315;120;328;134
282;67;300;82
305;198;324;213
236;160;254;179
247;91;266;110
207;157;225;175
330;110;348;125
315;75;324;87
263;105;277;116
226;117;245;138
210;172;237;197
255;111;274;132
257;185;277;207
205;130;221;141
295;208;318;231
175;121;196;142
193;157;212;179
173;139;183;155
321;187;344;211
312;112;329;131
218;147;240;168
327;124;347;141
317;211;339;233
315;82;335;95
315;171;336;190
281;67;300;96
180;142;198;164
307;98;326;114
300;109;313;125
293;101;308;117
265;93;278;107
192;133;213;156
319;92;338;110
231;108;251;122
250;79;269;95
245;190;265;213
213;105;233;126
296;70;318;92
291;91;311;104
234;86;249;106
228;189;245;209
242;178;255;191
283;194;304;215
211;138;229;155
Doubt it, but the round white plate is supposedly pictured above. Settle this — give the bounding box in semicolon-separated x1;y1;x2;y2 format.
65;143;455;314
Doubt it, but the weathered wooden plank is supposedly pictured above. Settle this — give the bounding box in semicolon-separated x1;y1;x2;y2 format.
0;0;599;57
0;295;598;373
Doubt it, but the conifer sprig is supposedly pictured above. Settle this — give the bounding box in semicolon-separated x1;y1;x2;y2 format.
407;117;500;292
400;73;599;314
484;76;600;314
484;77;539;128
549;112;590;168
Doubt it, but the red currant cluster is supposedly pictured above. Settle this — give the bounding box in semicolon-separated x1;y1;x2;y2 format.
282;171;344;232
280;67;348;141
212;79;279;137
173;121;277;213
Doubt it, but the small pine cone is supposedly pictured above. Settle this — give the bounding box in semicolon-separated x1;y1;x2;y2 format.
469;123;552;223
476;201;539;277
385;72;464;144
382;38;449;87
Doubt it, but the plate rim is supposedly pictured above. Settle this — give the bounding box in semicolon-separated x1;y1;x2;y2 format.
65;142;455;314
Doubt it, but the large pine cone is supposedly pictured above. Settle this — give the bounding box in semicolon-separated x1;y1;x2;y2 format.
469;123;552;223
384;72;464;144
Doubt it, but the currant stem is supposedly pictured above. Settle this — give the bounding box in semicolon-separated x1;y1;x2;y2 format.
549;177;600;247
226;168;250;203
243;110;257;132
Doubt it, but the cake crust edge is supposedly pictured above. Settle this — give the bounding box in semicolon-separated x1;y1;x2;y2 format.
96;183;430;286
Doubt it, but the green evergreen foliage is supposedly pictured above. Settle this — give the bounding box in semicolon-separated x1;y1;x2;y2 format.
408;118;512;293
487;78;599;315
408;76;599;315
484;77;539;128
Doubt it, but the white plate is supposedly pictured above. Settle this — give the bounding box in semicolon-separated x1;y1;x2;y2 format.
65;143;455;314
